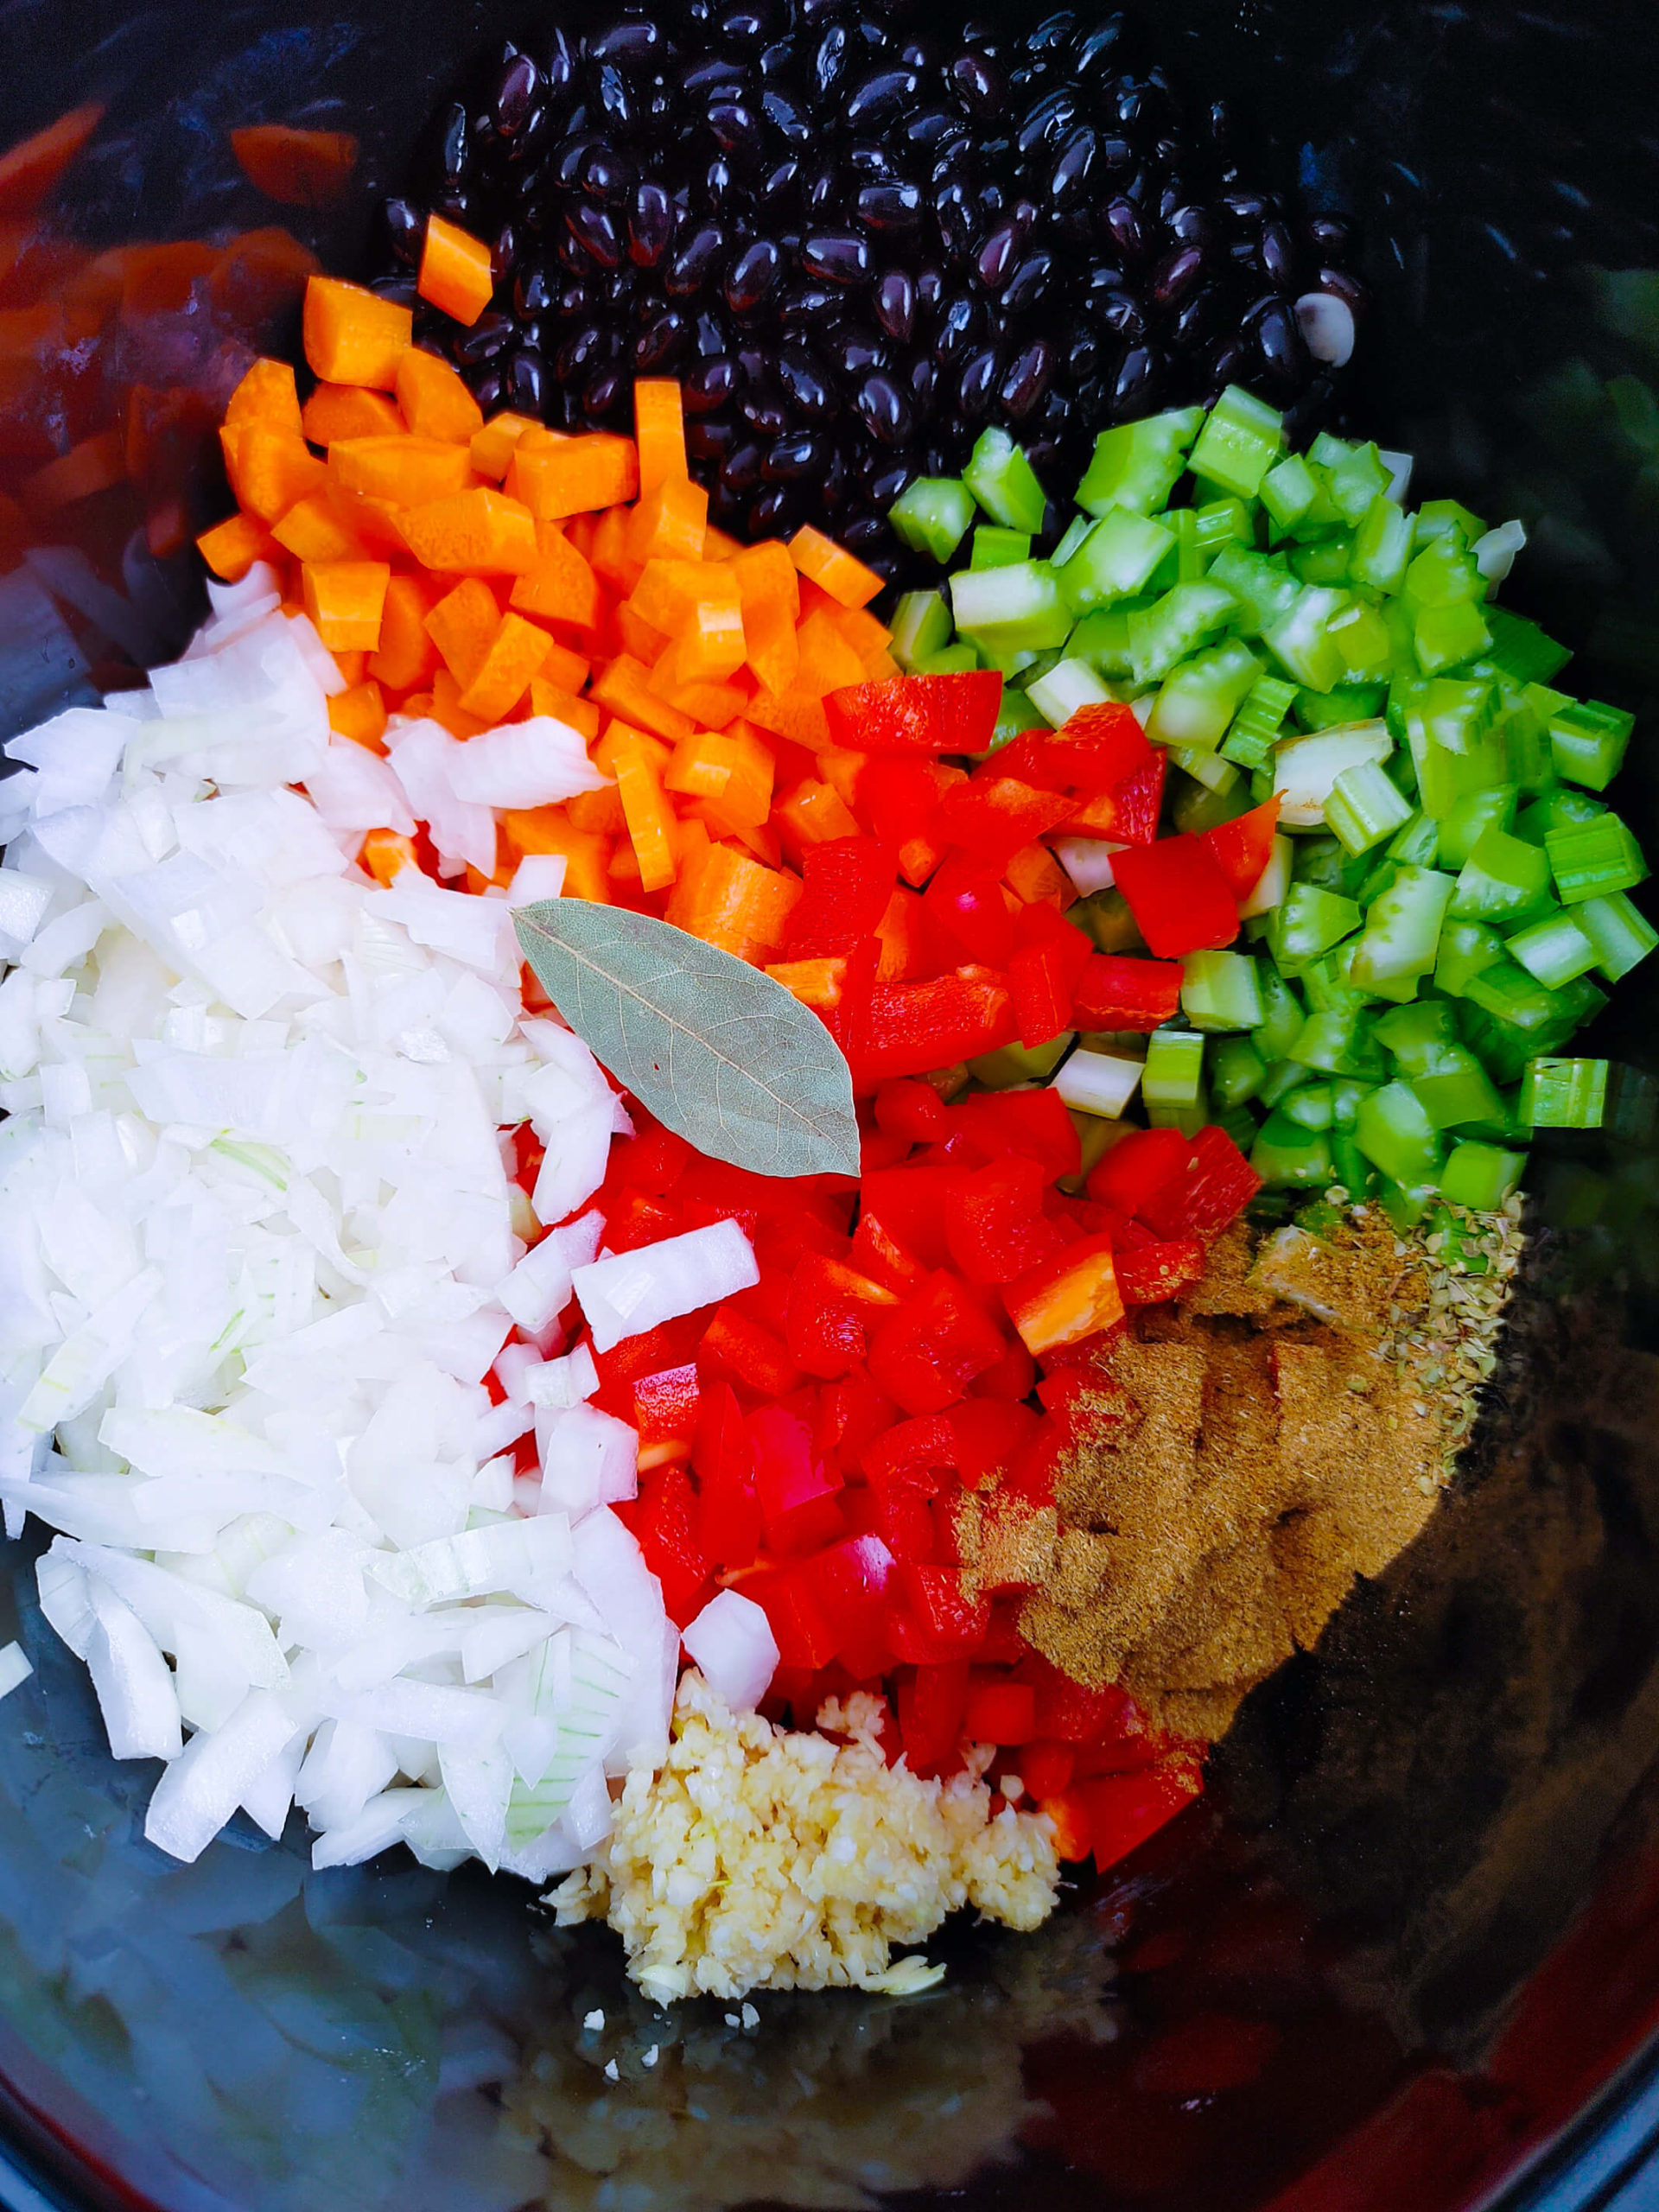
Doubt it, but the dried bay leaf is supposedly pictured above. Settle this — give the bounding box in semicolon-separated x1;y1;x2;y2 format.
514;901;860;1180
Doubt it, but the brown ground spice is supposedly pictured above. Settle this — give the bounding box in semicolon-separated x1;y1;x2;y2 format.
960;1198;1525;1742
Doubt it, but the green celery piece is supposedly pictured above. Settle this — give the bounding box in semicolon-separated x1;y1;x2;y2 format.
1484;604;1573;684
1507;908;1600;990
1189;384;1285;499
1050;513;1094;567
889;479;976;564
1440;1141;1526;1208
1463;957;1575;1035
915;644;979;674
1301;940;1376;1013
1223;671;1299;771
1128;580;1238;686
1354;852;1403;907
1250;1112;1333;1188
1142;1026;1205;1109
1071;886;1146;953
1577;890;1659;980
1147;637;1262;749
1288;1006;1387;1080
1449;823;1556;926
1355;1080;1444;1186
1194;497;1254;558
1208;546;1301;635
1077;408;1204;517
1419;677;1497;754
1371;998;1459;1065
1329;1077;1373;1131
1215;1102;1263;1153
1434;918;1507;996
1025;655;1113;728
967;1034;1072;1087
1544;813;1650;904
890;590;952;670
1258;1058;1313;1109
1325;759;1414;856
1330;600;1395;683
1351;864;1456;988
1168;508;1205;585
1057;506;1176;613
1180;949;1265;1032
1377;1176;1438;1231
1066;603;1145;679
1291;535;1353;587
1260;451;1319;535
1291;834;1348;892
1280;1082;1335;1131
1414;1057;1507;1131
1330;1129;1377;1198
970;524;1033;569
1211;1033;1267;1109
1325;441;1394;526
981;684;1048;757
1405;534;1485;607
1515;787;1608;846
1349;494;1417;594
1549;697;1635;790
1268;883;1362;973
1296;682;1387;731
1518;1056;1609;1128
1415;497;1490;545
1406;709;1511;819
950;560;1071;655
1389;810;1440;868
1503;696;1561;798
1414;598;1494;676
1169;756;1244;820
963;428;1047;533
1438;785;1518;870
1253;963;1306;1060
1263;584;1352;692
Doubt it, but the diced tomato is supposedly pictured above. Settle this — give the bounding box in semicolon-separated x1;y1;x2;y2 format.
1111;832;1239;957
1199;794;1281;902
1137;1124;1262;1241
1071;950;1185;1033
868;1270;1010;1414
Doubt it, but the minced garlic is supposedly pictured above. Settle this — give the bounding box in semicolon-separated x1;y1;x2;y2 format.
546;1671;1060;2003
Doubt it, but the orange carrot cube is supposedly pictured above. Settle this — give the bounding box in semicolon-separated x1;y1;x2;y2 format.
615;601;671;664
633;379;688;493
302;559;390;652
225;356;303;440
394;347;485;444
657;674;748;728
232;125;358;207
327;677;389;750
458;610;556;724
469;411;543;481
508;434;638;519
789;523;882;608
508;523;601;630
302;275;411;389
684;799;782;870
196;510;274;582
400;487;537;574
302;383;404;445
745;686;830;753
590;653;695;746
429;667;491;739
417;214;495;327
623;474;707;568
360;829;421;886
219;422;326;523
664;843;799;963
605;722;679;893
503;807;612;902
423;575;501;688
271;491;376;563
368;571;441;690
328;433;474;505
529;679;601;738
792;606;867;699
774;778;861;858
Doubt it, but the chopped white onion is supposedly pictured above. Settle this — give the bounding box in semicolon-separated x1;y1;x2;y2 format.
1051;834;1127;897
1240;832;1294;920
682;1590;779;1714
1474;518;1527;584
1294;290;1356;368
1051;1048;1144;1120
574;1219;760;1354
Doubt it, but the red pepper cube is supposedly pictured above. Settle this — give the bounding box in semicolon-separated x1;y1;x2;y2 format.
1039;1788;1094;1862
850;1208;931;1296
629;1463;710;1625
1007;902;1094;1048
785;1255;870;1382
968;1334;1039;1402
1078;1759;1205;1872
816;1366;900;1473
824;670;1002;755
1002;1235;1124;1358
896;1657;970;1770
933;775;1078;875
944;1154;1066;1287
873;1077;950;1144
698;1306;803;1398
893;1564;991;1662
607;1115;693;1194
1111;832;1240;958
861;1410;957;1491
691;1381;760;1569
1200;794;1281;902
1017;1739;1077;1798
782;834;897;959
861;1483;938;1562
868;1270;1011;1415
921;845;1018;969
1115;1234;1206;1306
964;1676;1039;1746
920;670;1004;753
1071;951;1185;1033
1084;1125;1196;1217
1137;1125;1263;1242
950;1086;1083;1184
1023;1657;1144;1745
993;704;1154;793
1102;751;1166;846
749;1404;845;1554
799;1532;896;1675
632;1361;702;1465
858;1166;966;1275
750;1567;839;1671
849;971;1019;1090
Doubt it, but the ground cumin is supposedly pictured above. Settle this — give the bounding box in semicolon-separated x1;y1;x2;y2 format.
960;1198;1525;1742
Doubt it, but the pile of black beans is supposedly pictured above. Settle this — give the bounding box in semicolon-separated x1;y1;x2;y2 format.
376;0;1364;580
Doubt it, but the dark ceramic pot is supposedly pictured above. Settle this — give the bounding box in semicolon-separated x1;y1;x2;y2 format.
2;2;1659;2207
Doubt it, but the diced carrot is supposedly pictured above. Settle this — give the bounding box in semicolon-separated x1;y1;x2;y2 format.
792;607;867;700
361;829;423;886
607;841;645;887
330;486;412;557
220;422;326;522
814;746;866;812
789;524;883;609
688;803;781;868
226;356;304;440
196;510;275;582
615;601;670;664
423;575;501;688
664;731;737;803
628;556;717;635
401;486;537;574
328;433;474;505
429;667;491;739
591;653;696;746
588;503;635;591
302;559;390;652
302;274;411;389
1007;842;1074;908
658;674;749;728
459;609;555;723
765;957;847;1011
271;490;376;563
22;429;124;511
603;721;679;893
418;213;495;327
664;843;799;963
367;571;442;690
529;679;601;738
508;434;638;519
702;524;743;558
745;686;830;753
232;124;358;207
874;882;927;980
302;383;404;445
774;779;862;860
673;812;713;886
119;240;219;319
503;806;612;901
834;601;894;668
333;651;369;688
509;522;600;630
0;103;103;220
569;783;627;836
623;474;707;568
633;378;688;494
653;575;747;687
469;411;543;481
327;678;389;750
595;721;672;778
394;347;485;444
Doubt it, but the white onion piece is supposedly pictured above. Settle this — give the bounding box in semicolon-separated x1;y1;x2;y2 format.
1240;833;1294;920
0;1643;31;1701
507;855;568;906
574;1219;760;1354
1294;290;1356;368
445;719;611;809
1052;1048;1144;1120
1474;518;1527;584
683;1591;779;1714
1051;835;1127;897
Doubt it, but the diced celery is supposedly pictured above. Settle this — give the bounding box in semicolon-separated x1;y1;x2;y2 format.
1463;957;1573;1034
916;643;980;674
1355;1080;1444;1187
1406;709;1512;819
1258;1058;1313;1109
1180;950;1265;1032
1414;1058;1506;1132
1548;697;1635;791
1507;908;1600;989
890;589;952;669
1433;918;1506;996
1330;601;1394;683
1025;656;1114;728
1272;721;1392;828
1052;1047;1144;1118
1415;497;1489;546
1291;535;1354;587
1515;787;1607;846
1294;835;1350;892
981;684;1048;756
1438;785;1518;871
967;1034;1072;1087
1264;585;1354;692
1576;890;1659;980
1440;1141;1526;1208
963;428;1047;533
1195;497;1254;558
890;479;976;564
1281;1082;1335;1130
970;524;1033;569
1057;505;1177;613
1485;605;1573;684
1143;1026;1205;1112
1325;441;1394;526
1518;1056;1609;1128
1077;408;1204;517
1544;813;1649;904
1222;671;1299;770
1188;385;1285;499
1298;682;1387;732
1260;452;1320;535
1253;964;1306;1061
1349;494;1417;594
1211;1033;1267;1109
1414;598;1494;676
1066;603;1143;678
1350;865;1456;988
1325;759;1414;855
1289;1007;1387;1080
1168;746;1242;798
950;560;1071;654
1250;1113;1333;1188
1208;546;1301;635
1418;677;1497;755
1051;513;1094;567
1449;824;1556;927
1128;580;1238;686
1389;810;1440;868
1147;637;1262;749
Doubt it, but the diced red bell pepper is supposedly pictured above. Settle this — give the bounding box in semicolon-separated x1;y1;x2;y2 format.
1018;1739;1077;1799
699;1306;804;1397
782;834;897;959
824;670;1003;755
896;1657;970;1769
1038;1789;1094;1862
1002;1234;1124;1357
748;1567;839;1671
784;1250;887;1381
921;846;1017;968
1071;950;1185;1033
988;705;1154;794
950;1087;1083;1182
1077;1758;1205;1872
964;1675;1039;1746
847;971;1017;1090
1199;794;1281;903
1021;1656;1144;1745
1007;900;1094;1047
1111;832;1239;957
946;1397;1041;1484
605;1113;692;1193
944;1154;1068;1286
816;1365;899;1473
999;1411;1071;1506
862;1410;956;1491
867;1269;1011;1415
892;1564;991;1662
600;1188;686;1253
849;1206;931;1295
873;1077;950;1143
632;1362;702;1460
1084;1125;1196;1217
858;1165;967;1274
691;1381;760;1567
855;756;950;848
1115;1235;1206;1306
968;1334;1039;1402
750;1404;845;1554
1137;1123;1262;1241
845;1480;937;1562
934;775;1078;874
799;1532;896;1677
1072;750;1166;846
628;1464;709;1624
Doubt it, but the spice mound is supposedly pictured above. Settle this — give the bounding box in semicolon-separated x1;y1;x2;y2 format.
547;1670;1059;2004
1000;1198;1524;1743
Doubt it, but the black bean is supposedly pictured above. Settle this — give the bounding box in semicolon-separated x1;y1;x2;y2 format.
1111;342;1161;416
1001;251;1052;316
1049;127;1096;207
1075;19;1126;77
627;184;673;267
847;68;919;130
682;56;746;96
1001;339;1054;418
665;224;722;295
1260;220;1297;289
957;346;1001;420
452;311;514;364
814;24;848;99
1016;89;1077;156
721;439;766;493
1104;198;1149;264
582;365;625;417
874;268;915;345
933;292;983;365
855;370;912;446
832;325;887;382
857;182;922;233
567;202;623;268
383;197;424;266
1317;267;1366;315
949;51;1003;117
1249;295;1312;389
1306;213;1356;257
779;283;842;326
590;19;666;66
740;383;790;436
804;232;869;285
1150;244;1205;310
686;356;740;413
764;430;826;480
508;346;547;410
634;309;690;372
581;142;633;201
594;64;634;128
778;343;836;418
687;415;739;464
492;52;540;137
435;102;470;187
725;238;782;315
